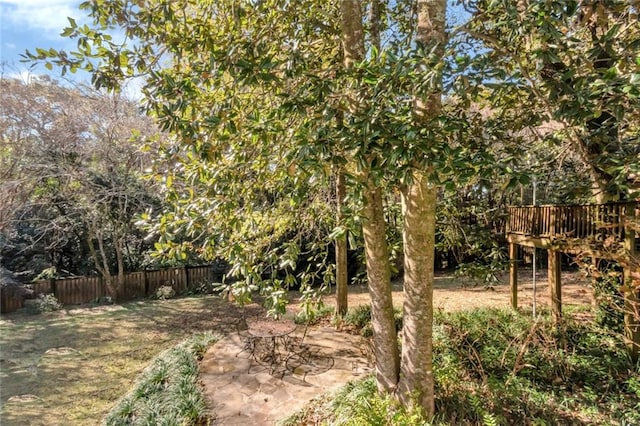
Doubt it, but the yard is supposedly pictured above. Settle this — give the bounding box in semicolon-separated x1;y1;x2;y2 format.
0;269;593;425
0;296;256;425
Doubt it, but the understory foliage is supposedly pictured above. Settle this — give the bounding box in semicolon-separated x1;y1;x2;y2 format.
433;309;638;425
154;285;176;300
590;264;626;332
343;303;402;338
283;308;640;425
25;293;63;314
103;332;217;426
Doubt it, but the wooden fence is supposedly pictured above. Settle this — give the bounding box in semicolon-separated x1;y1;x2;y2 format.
0;265;221;314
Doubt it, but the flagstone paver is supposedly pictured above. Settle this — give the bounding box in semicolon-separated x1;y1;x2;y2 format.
200;325;372;425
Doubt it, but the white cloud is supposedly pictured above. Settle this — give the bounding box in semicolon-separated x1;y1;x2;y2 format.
0;0;83;39
123;76;145;101
5;70;36;83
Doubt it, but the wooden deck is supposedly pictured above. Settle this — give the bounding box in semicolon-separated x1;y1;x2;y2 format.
506;201;639;360
506;201;638;255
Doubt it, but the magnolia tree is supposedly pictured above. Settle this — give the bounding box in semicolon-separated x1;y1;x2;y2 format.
28;0;536;416
460;0;640;201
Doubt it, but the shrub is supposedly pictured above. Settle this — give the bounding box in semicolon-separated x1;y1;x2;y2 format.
280;376;429;426
294;304;334;325
344;304;402;337
192;280;217;295
155;285;176;300
344;305;371;329
592;270;625;332
25;293;63;314
432;308;638;424
284;308;639;425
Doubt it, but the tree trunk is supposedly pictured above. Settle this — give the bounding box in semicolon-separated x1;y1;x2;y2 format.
340;0;365;68
369;0;381;52
362;174;400;393
115;236;126;300
398;174;437;417
589;168;619;203
335;167;348;317
396;0;446;418
340;0;400;393
88;230;118;301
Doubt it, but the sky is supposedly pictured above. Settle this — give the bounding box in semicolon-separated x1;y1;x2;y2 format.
0;0;470;89
0;0;88;80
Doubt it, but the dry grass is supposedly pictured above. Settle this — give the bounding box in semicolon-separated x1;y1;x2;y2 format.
0;296;260;425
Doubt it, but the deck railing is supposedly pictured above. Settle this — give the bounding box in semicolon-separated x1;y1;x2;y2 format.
506;201;637;242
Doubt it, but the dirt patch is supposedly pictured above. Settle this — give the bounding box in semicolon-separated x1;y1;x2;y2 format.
289;268;593;315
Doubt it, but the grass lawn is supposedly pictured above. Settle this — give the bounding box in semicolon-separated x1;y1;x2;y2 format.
0;295;246;425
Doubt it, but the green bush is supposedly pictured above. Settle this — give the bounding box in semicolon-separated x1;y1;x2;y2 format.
432;309;638;424
344;304;402;338
154;285;176;300
25;293;63;314
280;377;429;426
592;270;625;332
103;332;218;426
344;305;372;331
294;304;334;325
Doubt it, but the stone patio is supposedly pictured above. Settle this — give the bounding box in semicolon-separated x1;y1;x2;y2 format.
199;324;372;425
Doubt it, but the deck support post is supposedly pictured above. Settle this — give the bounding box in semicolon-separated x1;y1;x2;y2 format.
623;202;639;362
548;249;562;323
624;273;640;362
509;242;518;310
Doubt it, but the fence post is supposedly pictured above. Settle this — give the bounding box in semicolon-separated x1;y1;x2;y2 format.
548;249;562;324
50;278;57;298
509;242;518;310
100;276;106;300
181;266;189;293
144;270;149;297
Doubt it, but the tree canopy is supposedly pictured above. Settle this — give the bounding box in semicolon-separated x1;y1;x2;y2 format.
0;76;161;296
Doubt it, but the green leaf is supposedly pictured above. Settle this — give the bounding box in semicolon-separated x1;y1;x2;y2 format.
328;226;346;240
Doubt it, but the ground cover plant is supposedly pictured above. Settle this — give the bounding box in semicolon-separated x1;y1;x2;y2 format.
104;332;217;425
0;295;252;425
283;307;640;425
